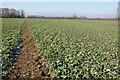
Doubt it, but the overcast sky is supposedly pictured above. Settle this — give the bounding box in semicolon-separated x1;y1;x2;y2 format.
2;2;118;18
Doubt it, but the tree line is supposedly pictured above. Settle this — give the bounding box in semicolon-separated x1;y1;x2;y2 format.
0;8;25;18
27;14;87;19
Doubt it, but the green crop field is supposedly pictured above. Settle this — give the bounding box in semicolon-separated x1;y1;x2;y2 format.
27;19;119;78
1;18;119;79
1;18;24;77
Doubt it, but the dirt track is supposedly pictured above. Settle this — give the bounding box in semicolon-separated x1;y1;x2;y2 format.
8;20;51;79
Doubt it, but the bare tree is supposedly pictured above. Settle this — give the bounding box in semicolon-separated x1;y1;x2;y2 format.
2;8;9;18
21;9;25;18
1;8;25;18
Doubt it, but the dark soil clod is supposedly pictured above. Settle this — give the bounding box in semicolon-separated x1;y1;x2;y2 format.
41;72;46;76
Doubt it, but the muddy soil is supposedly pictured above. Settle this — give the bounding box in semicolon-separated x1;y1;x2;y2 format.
7;20;51;79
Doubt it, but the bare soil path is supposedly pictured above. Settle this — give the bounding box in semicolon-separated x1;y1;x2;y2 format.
8;20;51;79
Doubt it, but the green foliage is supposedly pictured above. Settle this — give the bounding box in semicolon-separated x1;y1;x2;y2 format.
28;19;119;79
1;18;24;77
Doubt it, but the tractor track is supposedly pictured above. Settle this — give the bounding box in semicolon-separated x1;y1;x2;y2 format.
7;20;51;79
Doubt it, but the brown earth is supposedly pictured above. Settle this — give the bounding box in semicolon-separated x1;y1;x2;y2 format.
7;20;51;79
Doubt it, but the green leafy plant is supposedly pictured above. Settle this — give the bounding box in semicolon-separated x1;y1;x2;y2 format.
28;19;119;79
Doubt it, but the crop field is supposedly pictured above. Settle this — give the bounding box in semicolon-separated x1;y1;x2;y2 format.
1;18;24;77
28;19;119;78
1;18;119;79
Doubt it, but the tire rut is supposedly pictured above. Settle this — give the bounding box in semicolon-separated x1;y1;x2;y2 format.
7;20;51;79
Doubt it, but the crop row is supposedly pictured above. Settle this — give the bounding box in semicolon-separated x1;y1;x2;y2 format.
28;19;119;78
1;18;24;78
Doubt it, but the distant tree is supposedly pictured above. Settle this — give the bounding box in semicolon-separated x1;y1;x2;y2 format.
1;8;25;18
80;16;87;19
15;10;20;17
72;14;77;18
2;8;9;18
21;9;25;18
0;8;2;18
9;9;13;17
27;15;44;18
